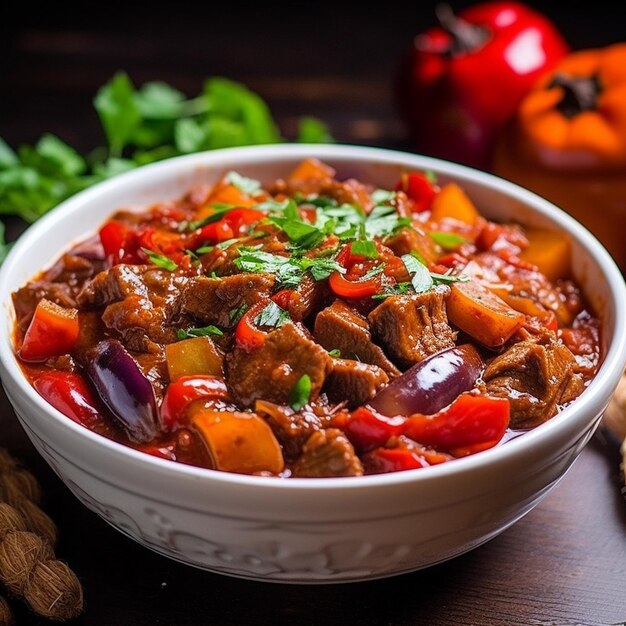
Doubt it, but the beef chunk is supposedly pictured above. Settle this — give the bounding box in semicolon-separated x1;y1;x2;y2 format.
178;273;275;328
368;287;455;368
226;322;332;407
292;428;364;477
483;334;585;428
287;274;331;322
325;358;389;408
383;226;437;265
255;400;334;462
314;300;400;378
77;265;184;353
12;281;77;332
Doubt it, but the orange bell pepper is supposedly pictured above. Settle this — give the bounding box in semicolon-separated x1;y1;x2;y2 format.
493;43;626;270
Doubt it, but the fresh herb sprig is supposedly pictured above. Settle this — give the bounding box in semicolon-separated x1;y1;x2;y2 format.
0;73;332;261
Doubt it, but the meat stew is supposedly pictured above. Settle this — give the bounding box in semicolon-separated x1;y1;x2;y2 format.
13;160;601;477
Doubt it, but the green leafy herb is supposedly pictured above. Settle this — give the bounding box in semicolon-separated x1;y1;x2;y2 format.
430;231;467;250
177;325;224;340
431;272;470;285
299;256;345;281
187;204;235;231
289;374;311;411
350;240;379;259
195;245;214;255
0;222;13;264
296;117;333;143
402;253;434;294
141;248;178;271
255;301;291;328
229;302;249;324
372;282;414;300
225;171;262;195
0;72;332;265
328;349;341;357
371;189;396;204
361;264;386;280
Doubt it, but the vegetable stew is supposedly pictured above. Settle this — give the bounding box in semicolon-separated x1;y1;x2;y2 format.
13;160;601;477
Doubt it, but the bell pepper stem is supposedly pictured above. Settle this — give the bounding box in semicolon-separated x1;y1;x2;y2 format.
435;3;490;55
549;73;602;118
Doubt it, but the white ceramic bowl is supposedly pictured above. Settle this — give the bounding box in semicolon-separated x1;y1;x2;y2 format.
1;145;624;583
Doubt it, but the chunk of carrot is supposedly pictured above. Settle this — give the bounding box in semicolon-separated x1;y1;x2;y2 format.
430;183;479;225
447;281;525;348
520;228;571;282
192;409;284;475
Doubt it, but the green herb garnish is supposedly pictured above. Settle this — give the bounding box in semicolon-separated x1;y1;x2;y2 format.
177;325;224;340
350;240;379;259
430;231;467;250
141;248;178;271
225;171;262;195
328;349;341;357
229;302;249;323
402;253;433;294
289;374;312;412
187;204;235;231
255;301;291;328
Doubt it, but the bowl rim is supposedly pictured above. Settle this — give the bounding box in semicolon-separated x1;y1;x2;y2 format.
1;143;625;492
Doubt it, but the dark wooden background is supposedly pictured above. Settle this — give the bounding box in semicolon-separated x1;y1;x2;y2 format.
1;3;626;624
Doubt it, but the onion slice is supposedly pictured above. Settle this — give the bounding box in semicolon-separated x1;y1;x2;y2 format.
86;339;158;442
368;344;483;417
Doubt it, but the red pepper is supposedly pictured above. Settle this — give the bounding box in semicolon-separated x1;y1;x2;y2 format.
342;407;406;451
99;221;142;266
328;271;380;299
197;220;235;246
395;172;436;213
398;2;568;169
160;375;230;432
222;208;265;235
33;371;101;428
19;299;80;363
234;299;270;351
363;448;428;474
404;393;509;454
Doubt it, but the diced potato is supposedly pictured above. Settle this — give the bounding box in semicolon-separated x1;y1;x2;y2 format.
430;183;480;225
520;228;571;282
447;281;525;348
165;336;223;381
288;158;335;183
192;409;284;474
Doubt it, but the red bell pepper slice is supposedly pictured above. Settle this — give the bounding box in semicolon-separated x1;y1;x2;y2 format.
342;407;406;451
363;448;429;474
395;172;436;213
222;208;266;235
99;221;143;266
404;393;509;454
33;371;101;428
160;375;230;432
328;271;380;299
197;220;235;246
234;299;270;351
19;299;80;363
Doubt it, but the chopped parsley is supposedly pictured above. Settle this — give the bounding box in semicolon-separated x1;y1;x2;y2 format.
430;231;467;250
141;248;178;271
177;325;224;340
225;171;262;195
350;240;378;259
255;301;291;328
289;374;311;411
229;302;249;323
328;349;341;357
402;253;433;294
371;188;396;204
187;204;235;231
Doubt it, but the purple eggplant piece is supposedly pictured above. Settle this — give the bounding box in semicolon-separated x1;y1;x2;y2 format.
86;339;158;442
369;344;483;417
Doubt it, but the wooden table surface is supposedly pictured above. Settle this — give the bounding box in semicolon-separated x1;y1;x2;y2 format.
1;4;625;624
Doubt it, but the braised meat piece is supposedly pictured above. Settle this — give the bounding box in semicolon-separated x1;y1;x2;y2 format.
292;428;364;477
226;322;333;408
287;274;331;322
325;358;389;408
368;287;455;368
13;281;77;332
255;400;334;462
383;226;437;265
483;334;585;428
314;300;400;378
77;265;184;353
177;273;275;328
